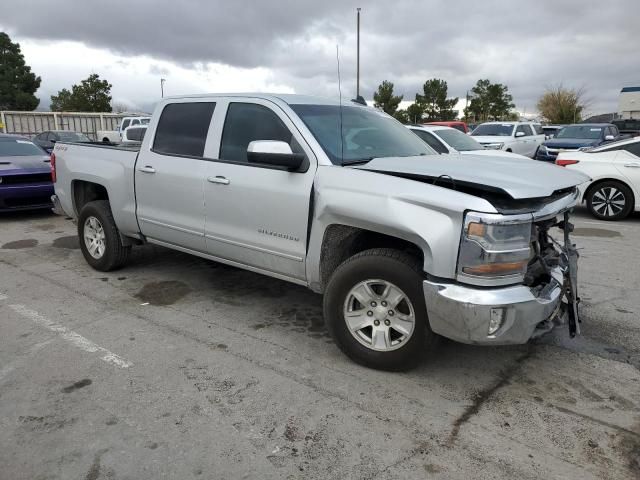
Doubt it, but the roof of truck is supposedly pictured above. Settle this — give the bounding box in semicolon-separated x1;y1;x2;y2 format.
163;93;348;106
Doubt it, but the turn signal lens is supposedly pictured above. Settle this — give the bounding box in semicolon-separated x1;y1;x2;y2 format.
50;152;56;183
556;159;579;167
463;260;529;276
467;222;486;237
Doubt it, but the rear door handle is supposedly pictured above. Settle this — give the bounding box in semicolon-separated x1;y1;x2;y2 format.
138;166;156;174
208;176;230;185
624;162;640;168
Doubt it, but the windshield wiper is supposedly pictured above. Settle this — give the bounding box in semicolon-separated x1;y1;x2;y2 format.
341;158;375;166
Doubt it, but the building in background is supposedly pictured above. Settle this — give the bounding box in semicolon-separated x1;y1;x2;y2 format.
619;86;640;119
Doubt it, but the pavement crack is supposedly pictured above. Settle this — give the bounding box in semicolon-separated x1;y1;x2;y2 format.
446;347;534;446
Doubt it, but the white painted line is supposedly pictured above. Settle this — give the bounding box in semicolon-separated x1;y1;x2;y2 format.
8;304;132;369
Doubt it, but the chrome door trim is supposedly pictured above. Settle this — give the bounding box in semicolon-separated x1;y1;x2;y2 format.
205;232;304;262
138;217;204;237
146;237;308;286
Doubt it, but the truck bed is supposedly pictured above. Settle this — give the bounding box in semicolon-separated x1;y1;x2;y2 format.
53;141;141;236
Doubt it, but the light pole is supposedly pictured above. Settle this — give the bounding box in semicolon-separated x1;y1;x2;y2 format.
160;78;166;98
356;7;361;98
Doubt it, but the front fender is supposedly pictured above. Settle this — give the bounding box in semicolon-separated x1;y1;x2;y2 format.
305;166;498;290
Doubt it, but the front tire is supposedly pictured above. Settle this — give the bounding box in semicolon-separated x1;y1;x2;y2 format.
323;248;435;371
586;181;634;221
78;200;131;271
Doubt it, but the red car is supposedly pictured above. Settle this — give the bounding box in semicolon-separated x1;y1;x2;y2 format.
425;121;469;133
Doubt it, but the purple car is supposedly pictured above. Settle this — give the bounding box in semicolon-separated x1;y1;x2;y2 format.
0;134;54;212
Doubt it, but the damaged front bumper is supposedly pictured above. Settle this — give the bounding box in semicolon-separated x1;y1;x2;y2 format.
423;268;564;344
423;211;580;345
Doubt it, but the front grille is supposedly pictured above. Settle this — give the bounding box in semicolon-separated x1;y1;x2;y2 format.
0;173;52;185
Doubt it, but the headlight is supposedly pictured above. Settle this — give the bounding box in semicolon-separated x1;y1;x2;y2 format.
457;212;532;285
483;142;504;150
538;144;547;153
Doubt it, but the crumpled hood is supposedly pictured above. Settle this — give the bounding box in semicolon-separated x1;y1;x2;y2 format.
470;135;512;144
544;138;599;149
355;154;589;199
0;155;51;173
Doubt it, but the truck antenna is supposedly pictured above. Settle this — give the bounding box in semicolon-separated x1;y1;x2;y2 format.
336;44;344;164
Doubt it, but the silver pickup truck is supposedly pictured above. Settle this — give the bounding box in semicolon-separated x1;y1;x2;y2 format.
51;93;588;370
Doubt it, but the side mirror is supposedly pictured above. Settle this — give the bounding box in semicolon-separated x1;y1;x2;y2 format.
604;135;615;141
247;140;305;171
50;139;57;144
515;131;525;137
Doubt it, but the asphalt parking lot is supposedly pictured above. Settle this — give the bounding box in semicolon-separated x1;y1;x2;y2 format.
1;207;639;480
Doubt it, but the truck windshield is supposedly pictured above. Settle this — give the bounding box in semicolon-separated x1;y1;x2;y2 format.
290;104;435;165
0;138;45;156
556;126;603;139
471;124;514;136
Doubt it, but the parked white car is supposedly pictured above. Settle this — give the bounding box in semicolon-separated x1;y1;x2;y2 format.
471;122;545;158
556;137;640;220
407;125;530;160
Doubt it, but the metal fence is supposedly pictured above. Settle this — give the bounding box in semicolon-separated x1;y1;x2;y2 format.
0;111;136;140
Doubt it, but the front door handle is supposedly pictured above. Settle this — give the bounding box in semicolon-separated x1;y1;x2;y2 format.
624;162;640;168
208;176;230;185
138;166;156;174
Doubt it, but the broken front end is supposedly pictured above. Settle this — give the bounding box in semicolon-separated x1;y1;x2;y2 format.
423;190;580;345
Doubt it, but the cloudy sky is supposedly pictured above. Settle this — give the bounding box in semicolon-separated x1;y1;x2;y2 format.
1;0;637;116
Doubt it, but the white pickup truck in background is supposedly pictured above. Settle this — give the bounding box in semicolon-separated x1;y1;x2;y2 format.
97;116;151;143
51;93;587;370
470;121;545;157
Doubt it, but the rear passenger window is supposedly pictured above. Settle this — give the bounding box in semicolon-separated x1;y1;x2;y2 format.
153;102;216;157
412;130;448;154
220;103;293;162
622;142;640;157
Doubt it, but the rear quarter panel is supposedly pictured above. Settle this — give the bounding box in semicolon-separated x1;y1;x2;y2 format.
53;143;140;235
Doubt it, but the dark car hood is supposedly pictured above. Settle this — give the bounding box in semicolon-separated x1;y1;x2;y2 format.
544;138;599;149
0;155;51;173
355;154;589;199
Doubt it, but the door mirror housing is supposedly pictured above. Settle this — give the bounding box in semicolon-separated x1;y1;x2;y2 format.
604;135;615;141
515;131;525;137
247;140;306;171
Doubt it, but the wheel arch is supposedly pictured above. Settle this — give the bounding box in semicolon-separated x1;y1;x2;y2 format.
583;177;636;204
315;224;427;293
71;180;110;216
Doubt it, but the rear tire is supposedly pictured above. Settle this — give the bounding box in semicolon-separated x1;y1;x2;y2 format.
323;248;436;371
586;180;634;221
77;200;131;271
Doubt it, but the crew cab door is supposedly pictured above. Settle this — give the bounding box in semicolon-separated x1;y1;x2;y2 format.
514;125;535;157
135;101;216;253
203;99;316;281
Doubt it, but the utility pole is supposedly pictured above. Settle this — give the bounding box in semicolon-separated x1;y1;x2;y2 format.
160;78;166;98
356;7;361;98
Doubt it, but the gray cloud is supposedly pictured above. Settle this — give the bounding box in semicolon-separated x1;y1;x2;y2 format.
2;0;637;114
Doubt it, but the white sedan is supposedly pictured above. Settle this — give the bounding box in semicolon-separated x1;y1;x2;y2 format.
556;137;640;220
407;125;530;160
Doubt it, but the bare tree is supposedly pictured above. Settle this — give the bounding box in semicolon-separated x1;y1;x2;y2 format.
537;84;589;124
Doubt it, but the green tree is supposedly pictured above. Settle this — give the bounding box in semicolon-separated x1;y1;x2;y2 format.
465;79;515;122
405;103;424;124
537;84;586;124
415;79;458;121
393;109;409;124
50;74;112;112
0;32;41;110
373;80;403;115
